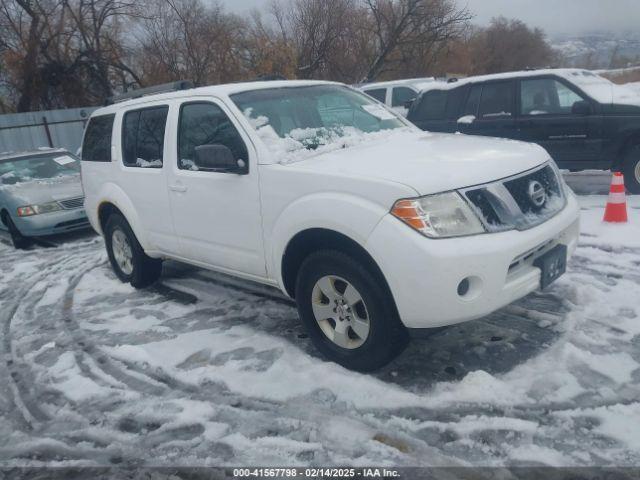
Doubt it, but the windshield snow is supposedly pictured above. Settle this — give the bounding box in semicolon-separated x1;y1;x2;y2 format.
0;154;79;186
231;85;408;163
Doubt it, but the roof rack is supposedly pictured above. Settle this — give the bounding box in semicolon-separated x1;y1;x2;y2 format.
107;80;194;105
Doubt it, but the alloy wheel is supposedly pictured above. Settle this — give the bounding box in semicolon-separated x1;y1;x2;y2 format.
112;229;134;275
311;275;370;349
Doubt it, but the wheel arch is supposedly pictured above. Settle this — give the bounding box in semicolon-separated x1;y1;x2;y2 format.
98;202;123;234
0;208;9;227
614;130;640;170
280;228;399;315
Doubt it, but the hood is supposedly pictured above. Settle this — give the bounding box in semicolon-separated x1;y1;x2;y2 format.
286;131;549;196
0;174;83;206
609;84;640;110
581;82;640;109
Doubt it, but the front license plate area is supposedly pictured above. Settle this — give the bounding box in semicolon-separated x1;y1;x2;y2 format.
534;244;567;290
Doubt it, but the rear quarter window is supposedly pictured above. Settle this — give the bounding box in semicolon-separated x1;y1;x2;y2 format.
82;114;115;162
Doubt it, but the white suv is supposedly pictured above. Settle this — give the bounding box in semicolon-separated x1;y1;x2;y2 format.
80;80;580;371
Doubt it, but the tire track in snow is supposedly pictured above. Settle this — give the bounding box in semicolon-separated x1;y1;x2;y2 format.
0;239;105;431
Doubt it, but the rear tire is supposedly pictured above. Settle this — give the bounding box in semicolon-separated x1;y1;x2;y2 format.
622;145;640;194
104;213;162;288
3;213;30;249
295;250;408;371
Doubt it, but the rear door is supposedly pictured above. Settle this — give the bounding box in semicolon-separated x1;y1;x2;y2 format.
165;98;266;278
459;80;519;140
516;76;603;168
117;103;179;254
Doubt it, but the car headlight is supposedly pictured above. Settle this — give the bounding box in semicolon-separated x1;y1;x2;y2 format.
391;192;485;238
549;159;573;197
17;201;62;217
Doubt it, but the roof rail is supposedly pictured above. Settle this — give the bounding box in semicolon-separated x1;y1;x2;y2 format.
253;73;287;81
107;80;194;105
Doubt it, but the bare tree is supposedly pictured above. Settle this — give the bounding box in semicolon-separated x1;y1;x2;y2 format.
240;7;297;79
0;0;51;111
469;17;557;74
0;0;142;110
62;0;142;98
138;0;245;86
361;0;470;82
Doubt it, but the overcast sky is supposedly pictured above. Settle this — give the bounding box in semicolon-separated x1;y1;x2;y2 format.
221;0;640;37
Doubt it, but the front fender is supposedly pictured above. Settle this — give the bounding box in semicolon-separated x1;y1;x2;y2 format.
268;192;389;290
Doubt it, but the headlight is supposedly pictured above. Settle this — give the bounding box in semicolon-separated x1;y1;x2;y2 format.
549;159;572;197
391;192;485;238
17;201;62;217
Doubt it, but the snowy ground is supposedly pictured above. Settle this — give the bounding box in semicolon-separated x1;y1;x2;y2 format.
1;175;640;467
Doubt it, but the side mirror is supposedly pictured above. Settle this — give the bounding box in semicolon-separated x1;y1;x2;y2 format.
404;98;416;109
457;115;476;125
571;100;591;115
194;144;247;173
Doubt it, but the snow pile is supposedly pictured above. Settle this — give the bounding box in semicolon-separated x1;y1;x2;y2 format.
242;108;413;165
135;158;162;168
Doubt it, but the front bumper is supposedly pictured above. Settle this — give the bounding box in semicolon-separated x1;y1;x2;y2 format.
13;207;90;237
365;193;580;329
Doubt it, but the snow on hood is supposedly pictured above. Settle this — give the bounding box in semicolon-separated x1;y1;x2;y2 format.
0;173;83;205
562;71;640;106
276;130;550;196
611;84;640;107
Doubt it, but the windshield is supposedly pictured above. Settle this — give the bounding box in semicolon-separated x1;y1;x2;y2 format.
0;153;80;186
231;85;406;153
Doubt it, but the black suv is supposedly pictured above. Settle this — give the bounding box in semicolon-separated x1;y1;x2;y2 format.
407;69;640;193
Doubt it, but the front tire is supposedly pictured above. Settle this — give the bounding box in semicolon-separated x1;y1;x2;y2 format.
295;250;408;371
3;213;30;249
622;145;640;194
104;213;162;288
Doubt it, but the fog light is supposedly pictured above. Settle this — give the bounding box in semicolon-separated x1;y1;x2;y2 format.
457;278;470;296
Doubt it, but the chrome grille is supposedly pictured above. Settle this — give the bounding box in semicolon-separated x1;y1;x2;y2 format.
462;163;565;232
58;196;85;210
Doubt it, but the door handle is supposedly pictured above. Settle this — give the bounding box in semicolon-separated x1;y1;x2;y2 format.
169;184;187;193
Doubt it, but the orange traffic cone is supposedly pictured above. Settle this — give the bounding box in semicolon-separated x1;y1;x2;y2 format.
603;172;628;223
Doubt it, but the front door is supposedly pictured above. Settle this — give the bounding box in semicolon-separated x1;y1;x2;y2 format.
165;99;266;278
516;77;603;168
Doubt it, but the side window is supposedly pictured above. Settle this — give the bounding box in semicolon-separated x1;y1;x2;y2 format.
364;88;387;103
478;81;514;118
415;91;448;120
178;102;248;171
122;106;169;168
521;78;586;115
82;114;114;162
391;87;417;107
463;85;482;116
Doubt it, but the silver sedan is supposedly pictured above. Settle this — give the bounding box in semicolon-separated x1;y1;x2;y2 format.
0;149;90;248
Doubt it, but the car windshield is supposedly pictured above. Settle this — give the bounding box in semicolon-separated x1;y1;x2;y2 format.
231;85;406;153
0;153;80;186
